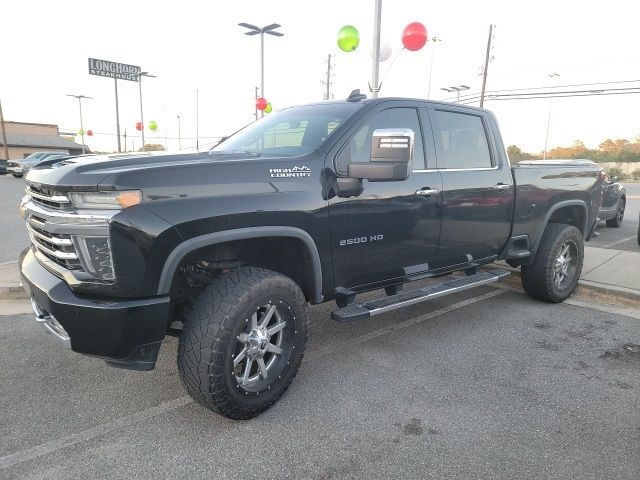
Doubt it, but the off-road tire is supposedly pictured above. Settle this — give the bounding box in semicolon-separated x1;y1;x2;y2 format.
12;174;22;178
177;267;309;420
605;197;625;228
521;223;584;303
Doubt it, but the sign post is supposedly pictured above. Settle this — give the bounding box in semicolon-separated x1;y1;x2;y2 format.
88;58;141;152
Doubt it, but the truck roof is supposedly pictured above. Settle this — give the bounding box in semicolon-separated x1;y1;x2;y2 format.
298;97;490;114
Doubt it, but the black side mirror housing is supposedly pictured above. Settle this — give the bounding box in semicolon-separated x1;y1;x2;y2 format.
347;128;414;182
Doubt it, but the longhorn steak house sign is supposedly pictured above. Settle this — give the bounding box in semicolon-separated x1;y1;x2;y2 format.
88;58;141;81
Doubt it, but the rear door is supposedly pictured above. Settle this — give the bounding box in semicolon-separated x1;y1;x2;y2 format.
428;107;513;267
328;103;442;289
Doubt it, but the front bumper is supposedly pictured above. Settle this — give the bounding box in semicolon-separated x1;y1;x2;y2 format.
7;166;23;174
20;248;171;370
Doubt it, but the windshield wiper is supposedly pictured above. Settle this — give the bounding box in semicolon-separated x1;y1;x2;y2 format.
208;150;261;157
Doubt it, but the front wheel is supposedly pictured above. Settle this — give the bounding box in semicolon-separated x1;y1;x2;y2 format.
177;267;309;420
12;173;22;178
521;223;584;303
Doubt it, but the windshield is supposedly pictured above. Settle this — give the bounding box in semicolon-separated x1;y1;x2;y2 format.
212;103;361;157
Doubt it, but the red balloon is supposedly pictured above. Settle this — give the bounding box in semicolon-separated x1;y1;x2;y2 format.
256;97;268;111
135;122;143;131
402;22;428;51
86;130;93;136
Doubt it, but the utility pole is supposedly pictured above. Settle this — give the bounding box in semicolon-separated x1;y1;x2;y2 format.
323;54;335;100
543;72;560;160
479;24;494;108
0;98;9;161
254;86;259;120
370;0;382;98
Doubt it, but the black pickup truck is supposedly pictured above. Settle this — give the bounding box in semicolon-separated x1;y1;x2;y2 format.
19;93;603;419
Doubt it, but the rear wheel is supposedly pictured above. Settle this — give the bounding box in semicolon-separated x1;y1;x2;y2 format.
521;223;583;303
12;174;22;178
177;266;309;419
606;197;625;228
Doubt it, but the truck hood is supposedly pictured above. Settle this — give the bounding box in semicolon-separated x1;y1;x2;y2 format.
24;151;282;191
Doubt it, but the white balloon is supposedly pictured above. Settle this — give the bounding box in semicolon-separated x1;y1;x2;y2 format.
371;39;393;62
379;40;393;62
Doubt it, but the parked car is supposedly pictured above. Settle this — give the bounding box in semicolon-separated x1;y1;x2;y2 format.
0;159;7;175
599;173;626;227
19;94;604;419
637;213;640;246
7;152;67;178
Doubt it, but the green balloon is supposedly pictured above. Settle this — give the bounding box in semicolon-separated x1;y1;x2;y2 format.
265;103;273;113
77;129;84;136
148;120;158;131
338;25;360;52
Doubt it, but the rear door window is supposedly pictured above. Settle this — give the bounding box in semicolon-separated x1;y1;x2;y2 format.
431;110;492;169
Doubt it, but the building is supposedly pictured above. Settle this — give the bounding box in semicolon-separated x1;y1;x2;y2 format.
0;121;86;160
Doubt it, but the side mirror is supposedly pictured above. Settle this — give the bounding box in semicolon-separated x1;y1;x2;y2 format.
610;176;620;183
347;128;414;182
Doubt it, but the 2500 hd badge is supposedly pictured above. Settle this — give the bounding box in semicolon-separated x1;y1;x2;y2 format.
339;234;384;246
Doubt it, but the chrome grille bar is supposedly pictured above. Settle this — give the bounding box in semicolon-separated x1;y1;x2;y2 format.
26;222;73;246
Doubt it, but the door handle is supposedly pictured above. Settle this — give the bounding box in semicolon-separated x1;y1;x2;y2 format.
415;188;439;197
492;183;511;191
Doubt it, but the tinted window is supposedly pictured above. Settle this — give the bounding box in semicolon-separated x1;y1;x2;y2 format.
336;107;425;173
213;103;361;157
432;110;492;169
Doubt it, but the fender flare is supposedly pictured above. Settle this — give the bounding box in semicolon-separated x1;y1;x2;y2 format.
157;226;323;303
530;200;589;258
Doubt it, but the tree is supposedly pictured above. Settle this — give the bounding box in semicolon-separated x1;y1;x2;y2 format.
507;145;537;164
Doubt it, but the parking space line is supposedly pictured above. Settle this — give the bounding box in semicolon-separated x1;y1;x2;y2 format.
0;396;193;470
600;235;638;249
0;289;505;470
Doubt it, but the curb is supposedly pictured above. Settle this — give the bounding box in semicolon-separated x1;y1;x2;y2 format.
0;283;28;300
0;261;27;300
486;263;640;310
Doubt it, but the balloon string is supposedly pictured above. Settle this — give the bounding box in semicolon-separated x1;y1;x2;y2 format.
378;47;406;93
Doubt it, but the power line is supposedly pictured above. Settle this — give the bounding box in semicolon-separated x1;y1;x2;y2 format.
448;79;640;103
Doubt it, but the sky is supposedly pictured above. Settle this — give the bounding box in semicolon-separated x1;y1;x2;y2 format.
2;0;639;154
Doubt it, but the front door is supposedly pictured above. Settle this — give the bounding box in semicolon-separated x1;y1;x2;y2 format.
328;105;442;289
428;107;513;267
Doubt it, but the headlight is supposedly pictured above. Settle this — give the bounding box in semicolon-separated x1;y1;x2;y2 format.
68;190;142;210
73;236;115;280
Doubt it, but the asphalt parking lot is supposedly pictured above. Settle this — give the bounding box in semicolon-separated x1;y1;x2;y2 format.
1;283;639;479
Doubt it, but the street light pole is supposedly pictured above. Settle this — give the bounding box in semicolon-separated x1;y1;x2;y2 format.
441;85;470;103
427;36;442;99
370;0;382;98
135;71;156;149
66;94;93;154
176;115;182;150
239;22;284;118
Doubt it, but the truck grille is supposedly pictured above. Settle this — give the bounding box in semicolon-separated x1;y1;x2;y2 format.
25;185;71;210
22;182;117;280
26;218;83;270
